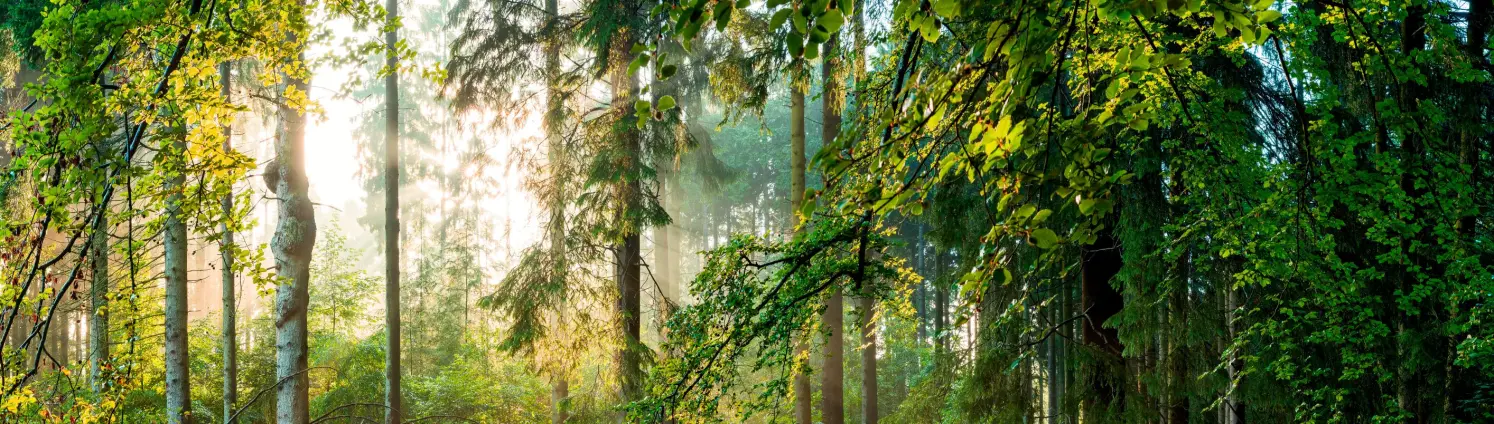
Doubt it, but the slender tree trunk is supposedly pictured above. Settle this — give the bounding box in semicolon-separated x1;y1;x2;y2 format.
164;135;192;424
219;60;239;424
819;28;846;424
384;0;403;421
851;4;876;422
544;0;570;418
789;60;812;424
934;250;947;354
551;375;569;424
273;47;317;424
1224;272;1244;424
89;206;108;395
859;295;877;424
609;27;643;417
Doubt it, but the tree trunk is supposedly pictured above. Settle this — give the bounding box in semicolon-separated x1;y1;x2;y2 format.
859;296;877;424
1224;273;1244;424
610;28;643;416
274;48;317;424
552;375;570;424
819;28;845;424
384;0;403;421
789;60;812;424
89;203;108;395
1396;6;1429;422
544;0;569;418
1080;232;1124;415
934;250;947;354
164;136;193;424
219;60;239;424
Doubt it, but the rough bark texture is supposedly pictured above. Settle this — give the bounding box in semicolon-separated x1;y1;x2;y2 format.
219;60;239;424
273;51;317;424
89;205;108;395
819;30;845;424
789;63;811;424
384;0;403;421
609;28;643;415
164;137;193;424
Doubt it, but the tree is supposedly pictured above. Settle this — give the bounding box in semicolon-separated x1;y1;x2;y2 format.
383;0;404;420
218;59;238;424
818;15;846;424
272;11;318;421
788;44;811;424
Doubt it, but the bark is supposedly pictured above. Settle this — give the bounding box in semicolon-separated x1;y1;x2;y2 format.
89;206;108;395
1396;6;1430;422
384;0;403;421
859;296;877;424
219;60;239;424
789;61;812;424
1080;232;1124;413
819;29;845;424
551;375;569;424
934;250;947;354
610;28;643;414
274;49;317;424
1224;273;1245;424
164;136;192;424
544;0;569;418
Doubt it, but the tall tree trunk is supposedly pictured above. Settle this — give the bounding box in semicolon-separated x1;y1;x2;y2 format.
273;48;317;424
89;202;109;395
544;0;570;418
1167;255;1189;424
219;60;239;424
551;375;569;424
383;0;403;421
1224;271;1244;424
1080;232;1124;416
934;249;947;354
820;28;845;424
164;136;192;424
1396;6;1430;422
859;296;877;424
610;27;643;417
850;4;876;422
789;60;812;424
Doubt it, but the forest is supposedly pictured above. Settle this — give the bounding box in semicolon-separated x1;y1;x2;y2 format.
0;0;1492;422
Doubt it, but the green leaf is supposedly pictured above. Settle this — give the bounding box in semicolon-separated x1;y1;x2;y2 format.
660;64;678;79
1078;198;1099;215
817;9;844;33
771;9;792;29
919;14;940;42
1031;228;1060;249
932;0;958;19
657;95;677;111
1257;10;1282;23
634;100;651;112
1032;209;1052;224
